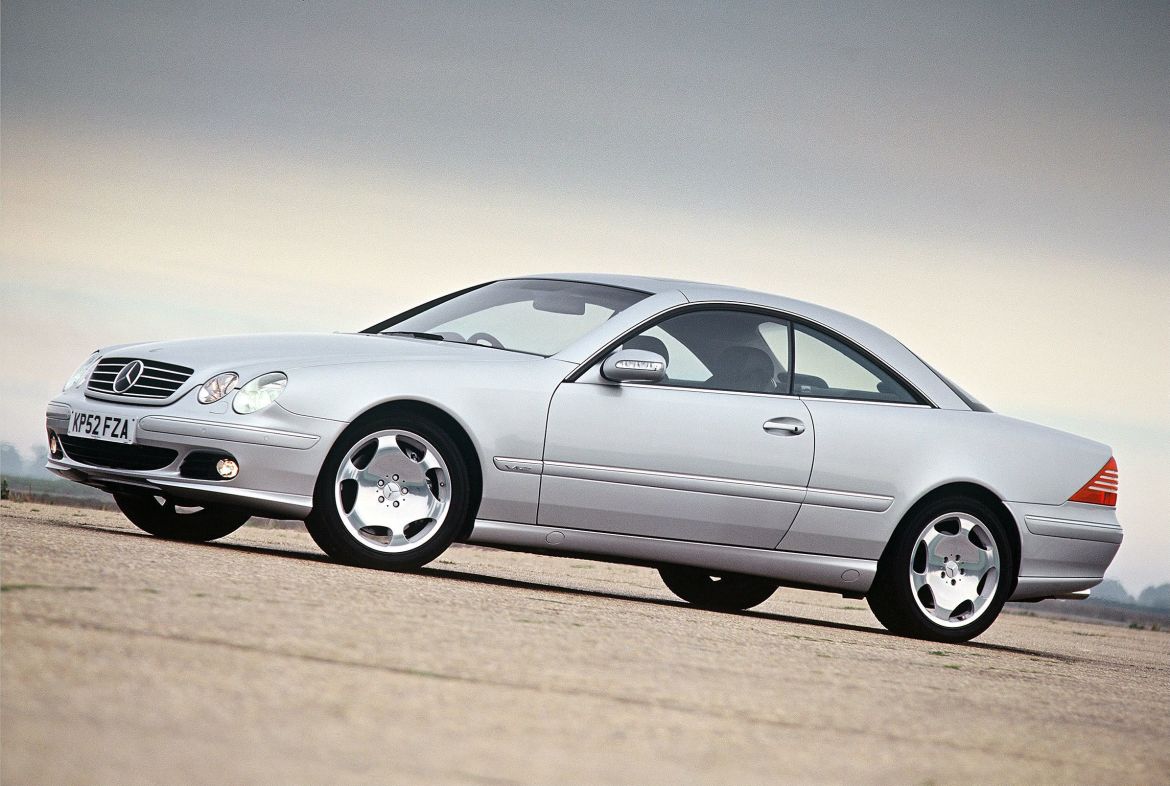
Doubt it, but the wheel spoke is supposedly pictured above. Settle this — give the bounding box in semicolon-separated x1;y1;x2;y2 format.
345;502;378;534
931;594;957;620
365;436;426;485
338;458;363;484
416;449;444;475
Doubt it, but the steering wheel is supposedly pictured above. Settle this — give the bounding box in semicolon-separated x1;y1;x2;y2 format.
466;331;505;349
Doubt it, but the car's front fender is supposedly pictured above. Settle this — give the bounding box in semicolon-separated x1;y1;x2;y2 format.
276;356;572;524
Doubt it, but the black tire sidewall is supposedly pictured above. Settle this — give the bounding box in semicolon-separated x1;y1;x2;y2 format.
306;412;473;570
870;496;1015;642
114;494;250;542
659;565;780;611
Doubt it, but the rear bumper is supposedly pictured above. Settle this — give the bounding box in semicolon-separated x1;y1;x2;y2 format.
1005;500;1122;601
46;397;346;519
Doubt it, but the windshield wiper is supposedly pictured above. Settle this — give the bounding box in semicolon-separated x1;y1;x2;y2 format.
380;330;447;341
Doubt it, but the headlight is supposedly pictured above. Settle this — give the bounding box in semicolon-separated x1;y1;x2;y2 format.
232;372;287;414
198;372;239;404
63;351;100;391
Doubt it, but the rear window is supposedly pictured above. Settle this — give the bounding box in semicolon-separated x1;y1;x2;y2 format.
793;325;919;404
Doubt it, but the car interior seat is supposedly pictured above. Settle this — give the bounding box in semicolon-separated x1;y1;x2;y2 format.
793;373;830;393
708;345;776;393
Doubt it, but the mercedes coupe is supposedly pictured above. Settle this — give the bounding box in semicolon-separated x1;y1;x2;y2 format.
46;274;1122;641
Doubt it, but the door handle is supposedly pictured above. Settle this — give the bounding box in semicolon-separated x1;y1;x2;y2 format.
763;418;806;435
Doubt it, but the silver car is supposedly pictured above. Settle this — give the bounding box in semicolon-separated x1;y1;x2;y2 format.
46;274;1122;642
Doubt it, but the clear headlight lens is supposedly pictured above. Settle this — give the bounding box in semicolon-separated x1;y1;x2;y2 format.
198;372;239;404
64;351;100;391
232;372;287;414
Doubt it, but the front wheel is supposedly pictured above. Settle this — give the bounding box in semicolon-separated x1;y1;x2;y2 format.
659;565;780;611
305;413;473;571
114;494;251;542
867;497;1015;642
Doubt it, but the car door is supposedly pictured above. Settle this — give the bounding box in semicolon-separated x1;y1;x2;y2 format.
538;307;814;549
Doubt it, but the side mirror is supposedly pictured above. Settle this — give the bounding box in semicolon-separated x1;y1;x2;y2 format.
600;349;667;384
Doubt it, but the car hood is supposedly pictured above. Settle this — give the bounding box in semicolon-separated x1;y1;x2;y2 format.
99;332;530;374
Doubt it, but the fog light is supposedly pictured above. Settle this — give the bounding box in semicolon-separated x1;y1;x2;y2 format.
215;458;239;479
48;431;62;458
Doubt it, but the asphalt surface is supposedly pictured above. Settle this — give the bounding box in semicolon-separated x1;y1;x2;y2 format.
2;500;1167;785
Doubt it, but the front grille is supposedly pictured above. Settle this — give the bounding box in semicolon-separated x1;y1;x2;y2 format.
59;435;177;471
87;357;194;400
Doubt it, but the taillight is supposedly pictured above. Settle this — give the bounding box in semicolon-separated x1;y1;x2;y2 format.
1069;457;1118;507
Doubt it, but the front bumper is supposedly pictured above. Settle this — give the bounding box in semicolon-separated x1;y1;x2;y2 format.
1005;499;1123;601
45;394;347;519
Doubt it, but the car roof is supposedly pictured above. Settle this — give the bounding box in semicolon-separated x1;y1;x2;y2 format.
514;272;895;350
514;272;859;318
515;272;722;296
515;272;971;410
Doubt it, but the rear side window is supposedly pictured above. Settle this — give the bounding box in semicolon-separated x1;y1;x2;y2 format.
793;325;918;404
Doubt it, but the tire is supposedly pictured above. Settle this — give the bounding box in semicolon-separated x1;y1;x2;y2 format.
304;412;473;571
659;565;780;611
867;496;1015;643
114;494;251;542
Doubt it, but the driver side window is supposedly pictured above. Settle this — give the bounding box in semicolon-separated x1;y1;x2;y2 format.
621;309;791;395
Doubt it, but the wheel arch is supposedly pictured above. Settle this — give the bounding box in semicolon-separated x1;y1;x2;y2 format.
881;481;1021;594
347;398;484;539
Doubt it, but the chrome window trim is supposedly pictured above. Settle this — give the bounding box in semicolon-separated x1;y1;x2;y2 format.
796;395;931;409
604;382;803;401
564;299;938;407
584;382;931;408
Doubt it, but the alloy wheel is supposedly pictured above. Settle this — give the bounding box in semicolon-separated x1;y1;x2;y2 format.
908;512;1001;628
333;429;451;553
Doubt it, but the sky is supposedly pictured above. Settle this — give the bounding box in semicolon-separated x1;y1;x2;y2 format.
2;2;1167;591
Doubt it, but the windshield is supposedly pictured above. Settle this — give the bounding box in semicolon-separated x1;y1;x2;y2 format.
368;279;650;357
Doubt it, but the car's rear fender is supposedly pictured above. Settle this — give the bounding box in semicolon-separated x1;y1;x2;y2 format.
779;404;1114;565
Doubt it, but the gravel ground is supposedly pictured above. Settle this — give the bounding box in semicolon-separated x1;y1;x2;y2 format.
2;500;1167;785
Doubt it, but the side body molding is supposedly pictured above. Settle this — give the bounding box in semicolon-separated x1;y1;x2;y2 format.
467;519;877;594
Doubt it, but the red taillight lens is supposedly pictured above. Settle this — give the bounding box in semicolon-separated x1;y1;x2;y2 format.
1069;457;1118;507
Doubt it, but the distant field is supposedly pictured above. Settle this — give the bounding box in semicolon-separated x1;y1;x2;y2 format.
1;474;115;509
1007;597;1170;630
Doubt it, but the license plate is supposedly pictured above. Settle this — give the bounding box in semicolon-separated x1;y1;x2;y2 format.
67;410;137;444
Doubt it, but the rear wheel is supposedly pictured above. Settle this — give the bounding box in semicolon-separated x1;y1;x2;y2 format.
114;494;251;542
659;565;780;611
867;496;1014;642
305;413;473;570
